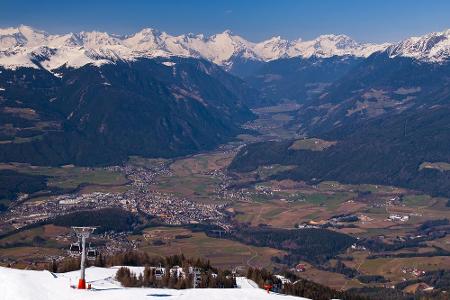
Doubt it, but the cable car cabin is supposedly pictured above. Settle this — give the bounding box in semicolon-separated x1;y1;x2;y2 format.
87;247;98;260
155;267;165;279
69;242;81;256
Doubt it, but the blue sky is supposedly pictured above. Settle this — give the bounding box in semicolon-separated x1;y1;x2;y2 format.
1;0;449;43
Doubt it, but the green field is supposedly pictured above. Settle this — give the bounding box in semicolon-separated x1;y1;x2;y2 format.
0;225;70;257
255;164;296;180
402;194;433;207
0;163;128;190
289;138;336;151
147;151;234;202
132;227;285;269
303;192;354;210
127;156;168;169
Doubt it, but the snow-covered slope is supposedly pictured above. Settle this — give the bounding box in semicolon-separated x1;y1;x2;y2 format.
283;34;388;59
0;25;389;71
386;29;450;62
0;266;309;300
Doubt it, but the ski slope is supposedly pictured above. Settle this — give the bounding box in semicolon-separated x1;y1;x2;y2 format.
0;266;310;300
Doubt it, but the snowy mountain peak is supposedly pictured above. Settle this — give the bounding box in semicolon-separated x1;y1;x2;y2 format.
134;27;161;36
315;33;352;40
0;26;21;35
387;28;450;62
219;29;233;35
0;25;47;48
210;30;249;46
78;31;122;47
125;28;160;44
186;32;205;40
254;36;291;60
316;34;357;48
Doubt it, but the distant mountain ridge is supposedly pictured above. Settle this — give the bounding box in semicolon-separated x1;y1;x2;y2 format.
0;25;391;71
2;25;450;74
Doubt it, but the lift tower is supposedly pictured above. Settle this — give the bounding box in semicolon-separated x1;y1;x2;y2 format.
72;226;96;289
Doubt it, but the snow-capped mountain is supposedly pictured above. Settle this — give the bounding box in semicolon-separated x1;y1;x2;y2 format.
290;34;390;58
387;29;450;62
1;25;449;72
0;25;389;71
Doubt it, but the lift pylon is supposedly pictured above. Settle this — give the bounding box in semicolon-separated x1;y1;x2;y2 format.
71;226;96;289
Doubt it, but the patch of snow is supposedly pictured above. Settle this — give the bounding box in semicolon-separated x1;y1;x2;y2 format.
235;276;259;289
161;61;176;67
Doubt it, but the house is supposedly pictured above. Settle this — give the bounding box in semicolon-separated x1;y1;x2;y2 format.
388;214;409;222
295;263;306;272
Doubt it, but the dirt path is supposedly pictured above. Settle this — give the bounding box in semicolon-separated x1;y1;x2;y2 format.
246;246;259;268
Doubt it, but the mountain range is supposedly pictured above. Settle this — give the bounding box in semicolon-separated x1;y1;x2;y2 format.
1;25;449;74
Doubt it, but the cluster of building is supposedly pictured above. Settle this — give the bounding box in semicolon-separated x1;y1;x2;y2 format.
120;164;229;226
1;191;127;230
350;243;367;251
296;214;359;229
0;162;231;237
388;214;410;222
402;267;426;277
136;189;228;225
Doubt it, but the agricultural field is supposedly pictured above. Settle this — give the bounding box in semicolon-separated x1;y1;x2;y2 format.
233;198;357;228
130;226;285;270
242;102;303;141
226;168;450;289
0;246;62;263
254;165;296;180
0;163;128;192
289;138;336;151
0;225;70;264
147;151;234;203
0;224;69;246
358;256;450;282
295;262;362;290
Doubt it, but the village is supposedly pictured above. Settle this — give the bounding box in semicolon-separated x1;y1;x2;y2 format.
0;162;231;234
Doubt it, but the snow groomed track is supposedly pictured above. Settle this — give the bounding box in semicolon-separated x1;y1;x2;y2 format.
0;266;310;300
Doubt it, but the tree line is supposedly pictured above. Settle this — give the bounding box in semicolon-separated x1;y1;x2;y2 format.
115;266;234;289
